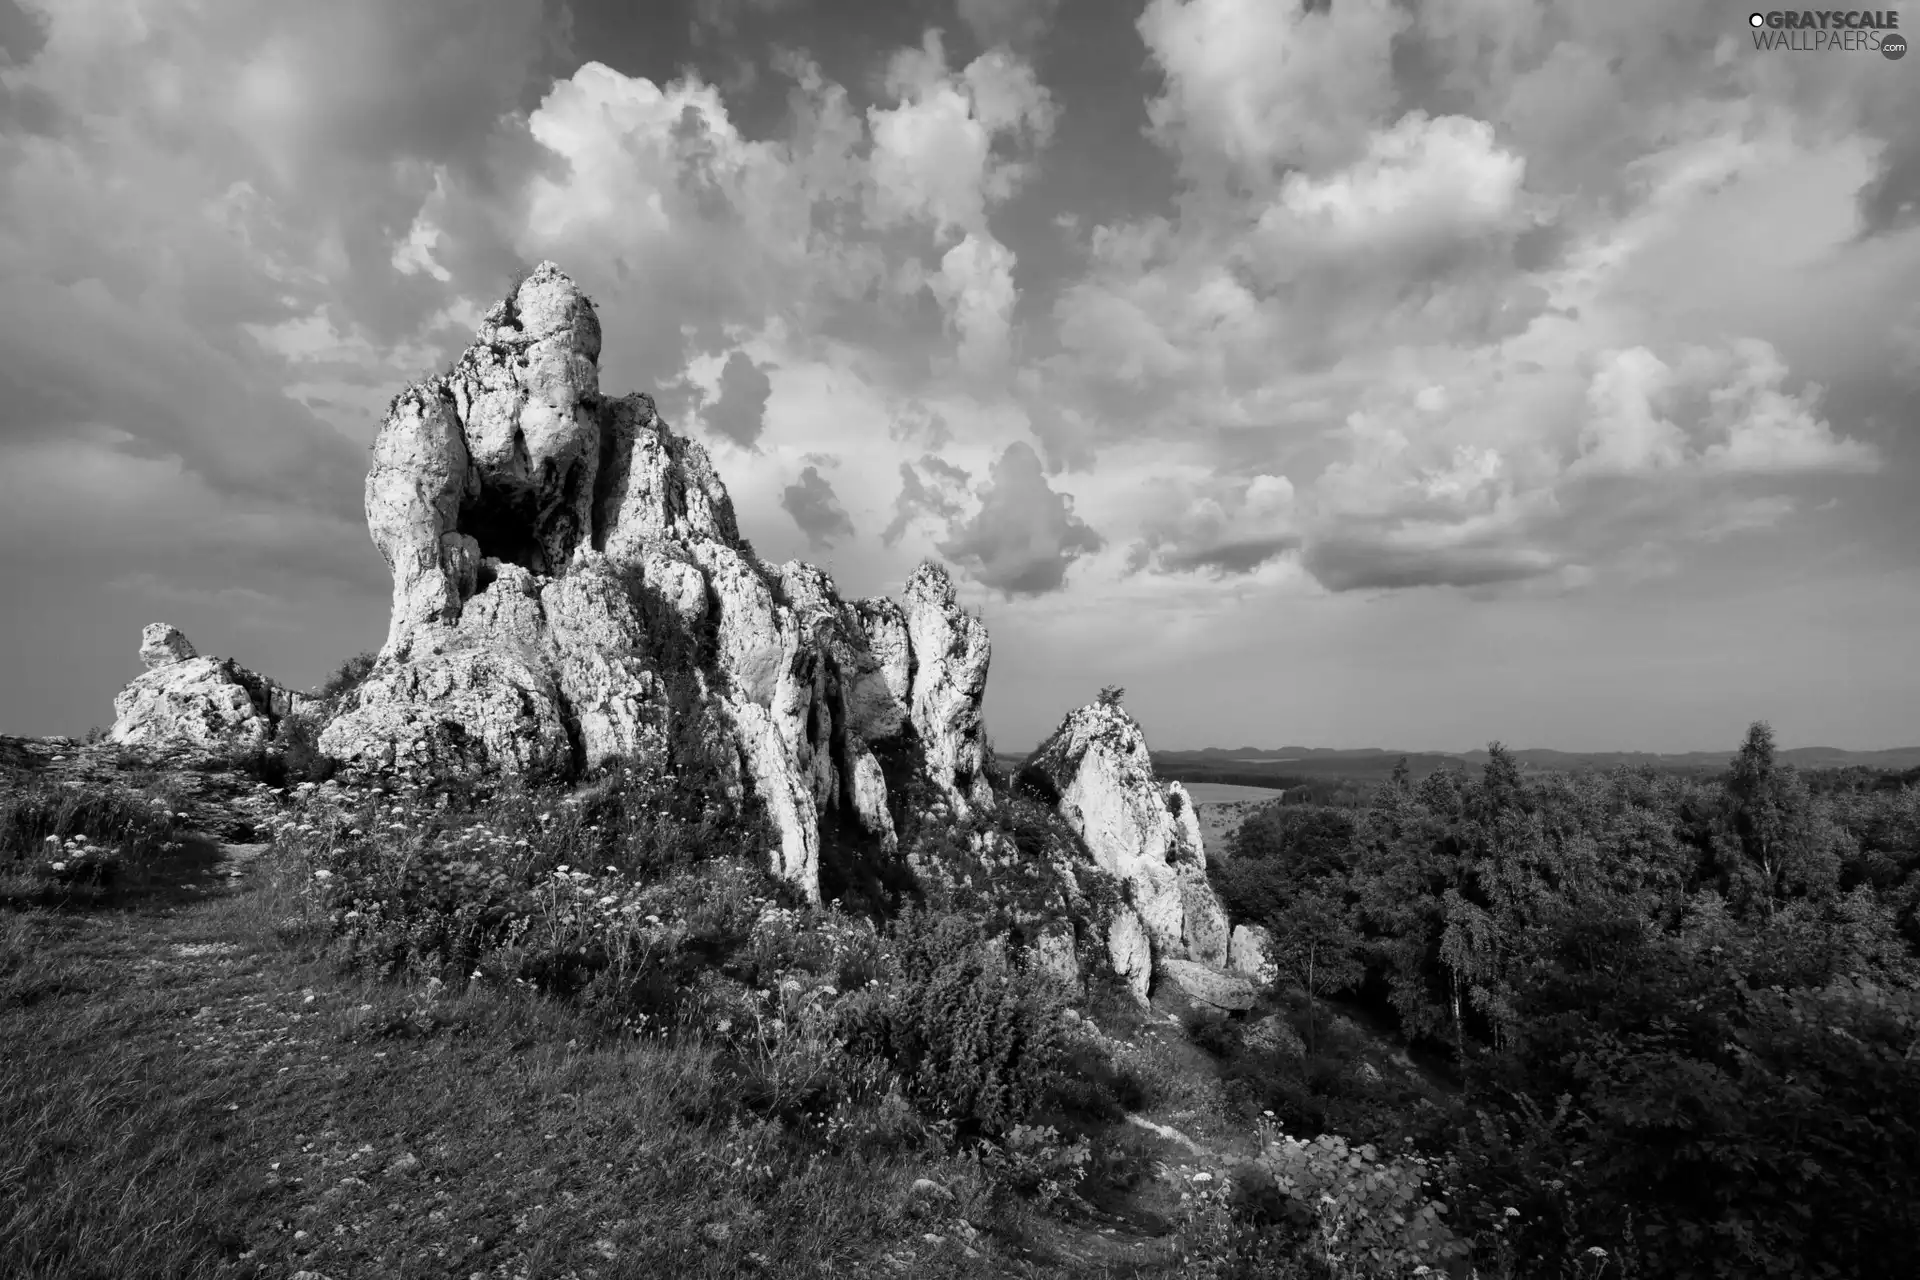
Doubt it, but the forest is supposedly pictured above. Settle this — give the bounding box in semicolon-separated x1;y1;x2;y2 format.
1205;721;1920;1278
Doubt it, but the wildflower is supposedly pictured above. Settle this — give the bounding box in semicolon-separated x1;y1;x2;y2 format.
1504;1207;1520;1218
50;862;66;872
1588;1247;1608;1257
313;870;333;881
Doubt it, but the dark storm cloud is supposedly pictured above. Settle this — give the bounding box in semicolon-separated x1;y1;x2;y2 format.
0;0;45;65
1857;130;1920;238
1301;534;1560;594
780;464;857;547
936;441;1103;595
704;350;775;449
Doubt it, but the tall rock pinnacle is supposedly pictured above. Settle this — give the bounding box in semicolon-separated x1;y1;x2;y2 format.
321;264;996;902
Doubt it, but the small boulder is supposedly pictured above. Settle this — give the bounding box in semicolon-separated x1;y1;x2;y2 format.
1227;923;1275;983
1029;920;1081;991
1156;958;1256;1012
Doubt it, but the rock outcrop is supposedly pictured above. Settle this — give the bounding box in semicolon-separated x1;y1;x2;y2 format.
318;264;995;903
1159;958;1257;1012
110;623;314;752
1022;698;1237;1003
1228;923;1276;984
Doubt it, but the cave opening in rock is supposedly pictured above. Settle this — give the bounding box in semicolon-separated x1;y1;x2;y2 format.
458;485;546;575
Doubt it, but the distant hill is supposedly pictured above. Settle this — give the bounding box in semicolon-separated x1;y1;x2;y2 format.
996;744;1920;793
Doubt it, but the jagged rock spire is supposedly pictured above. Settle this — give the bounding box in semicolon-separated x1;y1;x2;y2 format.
321;264;995;902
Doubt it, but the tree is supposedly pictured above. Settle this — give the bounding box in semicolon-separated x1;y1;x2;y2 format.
1096;685;1125;708
1721;721;1841;921
1268;888;1363;1059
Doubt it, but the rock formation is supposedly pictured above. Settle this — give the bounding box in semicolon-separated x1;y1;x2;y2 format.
1021;699;1238;1004
318;264;995;903
110;623;314;752
1228;923;1276;984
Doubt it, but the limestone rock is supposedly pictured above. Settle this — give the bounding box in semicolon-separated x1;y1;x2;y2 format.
847;598;911;744
902;565;994;817
111;626;313;752
1107;904;1152;1004
1030;920;1081;992
1228;923;1276;984
320;263;994;906
1023;700;1234;993
1157;958;1256;1012
138;623;198;669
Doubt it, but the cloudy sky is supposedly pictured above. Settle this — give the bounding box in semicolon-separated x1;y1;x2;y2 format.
1;0;1916;753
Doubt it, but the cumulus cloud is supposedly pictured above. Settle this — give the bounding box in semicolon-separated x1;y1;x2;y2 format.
867;32;1055;238
1023;0;1907;600
1138;0;1407;184
882;454;972;546
518;58;882;393
1127;473;1298;576
1256;111;1532;269
930;232;1017;374
936;442;1104;596
780;464;856;548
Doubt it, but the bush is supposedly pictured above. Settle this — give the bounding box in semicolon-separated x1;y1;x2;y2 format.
1253;1122;1468;1277
276;715;336;784
839;906;1076;1138
979;1122;1090;1208
317;651;377;704
1182;1006;1241;1058
1;778;179;870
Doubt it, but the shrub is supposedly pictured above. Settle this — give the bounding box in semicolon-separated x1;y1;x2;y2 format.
979;1123;1090;1208
276;715;336;783
1253;1122;1468;1277
838;906;1076;1138
317;651;377;704
0;778;179;870
1181;1006;1241;1058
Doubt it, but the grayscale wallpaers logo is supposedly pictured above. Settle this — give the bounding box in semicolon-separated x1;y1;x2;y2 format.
1748;10;1906;57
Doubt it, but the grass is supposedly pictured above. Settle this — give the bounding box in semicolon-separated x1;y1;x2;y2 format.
0;846;1014;1279
0;752;1515;1279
